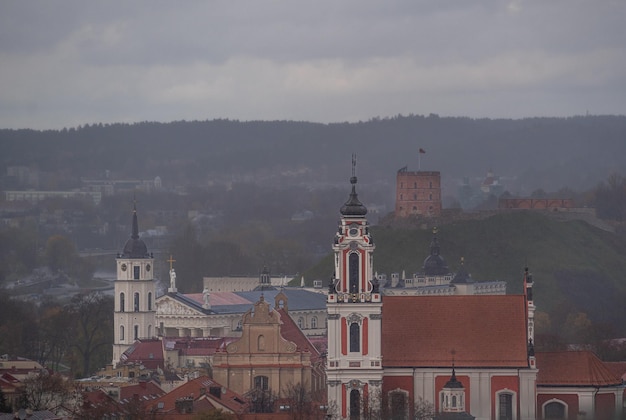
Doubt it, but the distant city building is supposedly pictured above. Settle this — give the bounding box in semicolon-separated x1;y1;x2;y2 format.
395;168;442;217
382;227;506;296
499;198;574;210
4;190;102;205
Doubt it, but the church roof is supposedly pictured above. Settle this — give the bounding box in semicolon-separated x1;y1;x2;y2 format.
536;351;623;387
169;288;326;315
276;307;322;363
382;295;528;368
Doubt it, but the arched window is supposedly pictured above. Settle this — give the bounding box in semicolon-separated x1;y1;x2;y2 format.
134;325;139;340
311;317;318;329
498;392;513;420
120;325;125;341
350;389;360;420
254;375;269;390
120;293;125;312
134;292;139;312
258;335;266;351
349;253;359;293
390;390;408;420
148;292;152;311
147;325;152;338
544;400;567;419
350;322;360;352
452;395;457;407
429;193;433;200
297;317;304;329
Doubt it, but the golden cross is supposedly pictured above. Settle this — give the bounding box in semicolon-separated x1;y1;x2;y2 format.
167;255;176;270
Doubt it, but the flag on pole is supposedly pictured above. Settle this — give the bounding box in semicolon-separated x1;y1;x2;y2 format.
419;148;426;154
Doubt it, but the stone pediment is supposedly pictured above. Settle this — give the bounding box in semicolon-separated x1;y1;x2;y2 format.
156;296;204;316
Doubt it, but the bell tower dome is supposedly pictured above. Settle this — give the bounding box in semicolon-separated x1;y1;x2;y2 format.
327;155;383;419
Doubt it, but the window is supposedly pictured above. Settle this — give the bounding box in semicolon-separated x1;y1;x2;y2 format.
120;293;125;312
390;391;407;420
120;325;125;341
350;322;360;352
311;317;318;329
147;325;152;338
413;194;417;200
254;375;269;390
148;292;152;311
413;182;417;188
134;325;139;340
429;193;433;200
350;389;360;420
298;317;304;329
133;265;140;280
544;400;567;419
498;393;513;420
134;292;139;312
349;253;359;293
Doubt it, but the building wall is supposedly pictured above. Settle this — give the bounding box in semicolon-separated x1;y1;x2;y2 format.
498;198;574;210
395;171;442;217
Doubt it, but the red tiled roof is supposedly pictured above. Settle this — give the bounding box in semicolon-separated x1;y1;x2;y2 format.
121;339;164;370
536;351;623;387
146;375;248;415
605;361;626;382
119;380;165;401
382;295;528;368
276;308;321;363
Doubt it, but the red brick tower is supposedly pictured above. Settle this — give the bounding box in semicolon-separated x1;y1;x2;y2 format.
395;169;442;217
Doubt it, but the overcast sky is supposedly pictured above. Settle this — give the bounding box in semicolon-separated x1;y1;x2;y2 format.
1;0;625;130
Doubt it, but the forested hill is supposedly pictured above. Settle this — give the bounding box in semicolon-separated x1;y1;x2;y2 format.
1;115;626;194
306;211;626;338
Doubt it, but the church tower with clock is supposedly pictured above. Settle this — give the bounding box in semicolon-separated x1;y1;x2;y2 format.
112;203;156;366
327;156;383;419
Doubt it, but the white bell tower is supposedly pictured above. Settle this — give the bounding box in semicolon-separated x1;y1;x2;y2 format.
112;203;156;366
327;156;383;419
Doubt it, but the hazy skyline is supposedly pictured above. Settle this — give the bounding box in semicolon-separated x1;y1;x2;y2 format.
1;0;625;130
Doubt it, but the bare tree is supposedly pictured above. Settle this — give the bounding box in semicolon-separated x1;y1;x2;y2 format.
18;371;73;412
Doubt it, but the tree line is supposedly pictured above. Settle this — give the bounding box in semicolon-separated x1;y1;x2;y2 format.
0;291;112;378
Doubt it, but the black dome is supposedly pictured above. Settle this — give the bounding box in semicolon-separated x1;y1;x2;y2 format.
121;205;149;258
422;229;449;276
451;258;472;284
340;176;367;217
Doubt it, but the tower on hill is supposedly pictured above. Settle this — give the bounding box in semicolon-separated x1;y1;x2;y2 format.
395;168;442;217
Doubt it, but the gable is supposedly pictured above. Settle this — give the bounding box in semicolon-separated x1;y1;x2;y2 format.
156;295;205;316
382;295;528;368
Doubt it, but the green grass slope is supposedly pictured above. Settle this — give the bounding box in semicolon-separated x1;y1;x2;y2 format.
306;211;626;335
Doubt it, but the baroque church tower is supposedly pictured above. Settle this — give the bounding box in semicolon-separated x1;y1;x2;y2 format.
327;157;383;419
112;203;156;366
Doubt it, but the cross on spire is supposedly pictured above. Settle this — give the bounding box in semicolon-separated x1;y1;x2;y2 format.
167;255;176;271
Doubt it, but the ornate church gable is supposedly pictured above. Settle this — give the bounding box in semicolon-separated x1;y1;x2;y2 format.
156;296;205;317
225;296;297;354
